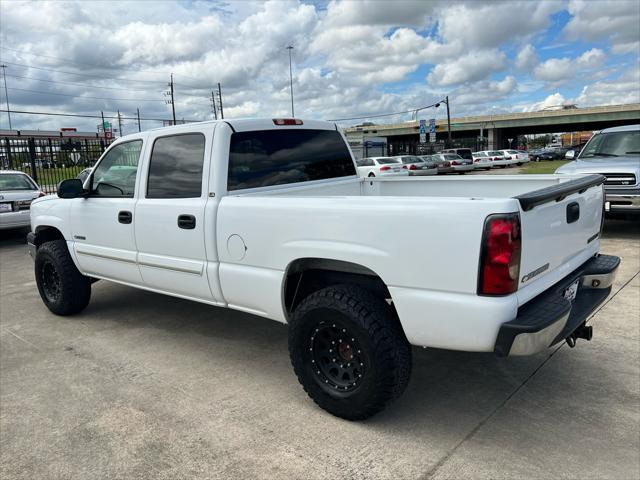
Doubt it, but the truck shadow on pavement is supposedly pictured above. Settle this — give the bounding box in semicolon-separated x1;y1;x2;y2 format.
82;280;569;429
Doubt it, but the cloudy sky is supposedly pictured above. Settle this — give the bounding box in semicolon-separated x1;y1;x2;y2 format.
0;0;639;134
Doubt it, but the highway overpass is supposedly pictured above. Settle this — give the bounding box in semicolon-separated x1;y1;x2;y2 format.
343;103;640;156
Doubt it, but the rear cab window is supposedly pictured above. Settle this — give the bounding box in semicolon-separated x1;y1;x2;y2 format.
228;129;355;191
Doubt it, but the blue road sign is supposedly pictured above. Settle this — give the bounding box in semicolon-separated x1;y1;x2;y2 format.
429;118;436;134
419;119;426;134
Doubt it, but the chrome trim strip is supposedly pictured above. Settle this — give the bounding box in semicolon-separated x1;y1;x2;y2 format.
138;260;202;275
76;250;137;264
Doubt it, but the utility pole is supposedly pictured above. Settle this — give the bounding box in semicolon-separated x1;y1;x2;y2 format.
168;74;176;125
0;64;12;129
136;108;141;132
217;83;224;119
117;110;123;137
210;91;218;120
445;95;452;147
286;45;295;117
100;110;106;134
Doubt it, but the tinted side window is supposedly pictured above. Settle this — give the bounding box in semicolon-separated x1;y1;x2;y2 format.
228;129;356;191
147;134;205;198
91;140;142;197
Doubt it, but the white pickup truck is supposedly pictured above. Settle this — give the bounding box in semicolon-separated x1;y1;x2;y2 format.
28;118;619;420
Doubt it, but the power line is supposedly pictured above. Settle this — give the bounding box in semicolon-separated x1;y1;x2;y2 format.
8;86;167;103
0;45;209;82
4;73;159;93
327;100;447;122
1;61;169;85
0;108;203;123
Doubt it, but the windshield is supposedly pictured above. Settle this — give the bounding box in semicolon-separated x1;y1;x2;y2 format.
489;151;502;156
0;173;37;191
444;154;462;160
580;130;640;158
376;157;401;164
456;149;473;159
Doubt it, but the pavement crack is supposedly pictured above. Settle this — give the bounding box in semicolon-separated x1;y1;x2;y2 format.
420;269;639;480
2;328;42;351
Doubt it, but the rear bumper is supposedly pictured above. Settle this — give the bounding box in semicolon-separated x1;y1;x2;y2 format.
494;254;620;357
0;210;31;230
605;188;640;213
409;168;438;176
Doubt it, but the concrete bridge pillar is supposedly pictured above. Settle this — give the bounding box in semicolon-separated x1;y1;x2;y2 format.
488;128;502;150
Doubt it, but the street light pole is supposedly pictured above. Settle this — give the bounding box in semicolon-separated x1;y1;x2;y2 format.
445;95;452;147
0;64;12;130
286;45;294;117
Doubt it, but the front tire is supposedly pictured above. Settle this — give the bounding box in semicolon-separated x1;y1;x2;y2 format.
288;285;411;420
35;239;91;315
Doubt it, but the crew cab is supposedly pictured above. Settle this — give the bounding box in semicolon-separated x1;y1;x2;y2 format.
28;118;619;420
557;124;640;216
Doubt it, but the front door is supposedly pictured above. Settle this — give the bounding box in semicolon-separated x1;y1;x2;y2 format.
134;130;215;301
70;139;144;285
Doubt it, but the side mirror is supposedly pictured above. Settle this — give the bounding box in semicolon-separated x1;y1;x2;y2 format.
565;150;575;160
57;178;85;198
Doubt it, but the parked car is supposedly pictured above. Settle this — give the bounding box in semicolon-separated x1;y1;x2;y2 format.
394;155;438;176
472;151;493;170
556;124;640;216
0;170;45;230
430;153;473;174
499;150;530;166
77;168;92;184
421;155;453;174
531;149;559;161
28;118;618;420
442;148;473;162
356;156;408;177
476;150;511;168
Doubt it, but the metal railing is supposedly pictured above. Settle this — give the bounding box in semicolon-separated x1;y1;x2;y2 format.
1;133;112;193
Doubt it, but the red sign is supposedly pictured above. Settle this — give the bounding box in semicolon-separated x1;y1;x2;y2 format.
105;131;113;139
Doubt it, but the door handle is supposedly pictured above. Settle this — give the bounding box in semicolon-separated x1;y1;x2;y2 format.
177;214;196;230
118;210;132;224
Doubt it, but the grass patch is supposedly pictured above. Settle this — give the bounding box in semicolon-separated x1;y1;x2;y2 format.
522;160;570;174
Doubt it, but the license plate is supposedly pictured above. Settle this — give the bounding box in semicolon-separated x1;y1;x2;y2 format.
0;203;12;213
563;280;580;302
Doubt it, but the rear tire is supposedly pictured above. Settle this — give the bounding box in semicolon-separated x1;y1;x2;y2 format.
288;285;412;420
35;239;91;315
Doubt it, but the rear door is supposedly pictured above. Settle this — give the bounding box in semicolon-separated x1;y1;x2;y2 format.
134;126;216;301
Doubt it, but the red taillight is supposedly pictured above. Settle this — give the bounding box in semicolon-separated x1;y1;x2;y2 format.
478;213;521;295
409;164;416;170
402;165;408;169
38;191;46;197
272;118;303;125
379;165;391;171
505;156;512;160
451;160;459;166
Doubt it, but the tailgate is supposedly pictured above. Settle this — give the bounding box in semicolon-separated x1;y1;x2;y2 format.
515;174;604;289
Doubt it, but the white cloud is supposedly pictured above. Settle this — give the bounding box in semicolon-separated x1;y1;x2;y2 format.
564;0;640;52
427;50;506;87
533;48;605;85
575;67;640;106
438;1;563;50
515;44;539;71
523;93;568;112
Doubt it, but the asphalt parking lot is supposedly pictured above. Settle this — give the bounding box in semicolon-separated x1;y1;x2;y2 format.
1;219;638;480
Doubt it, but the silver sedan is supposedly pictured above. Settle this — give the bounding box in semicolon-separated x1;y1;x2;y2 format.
393;155;438;176
0;170;44;230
